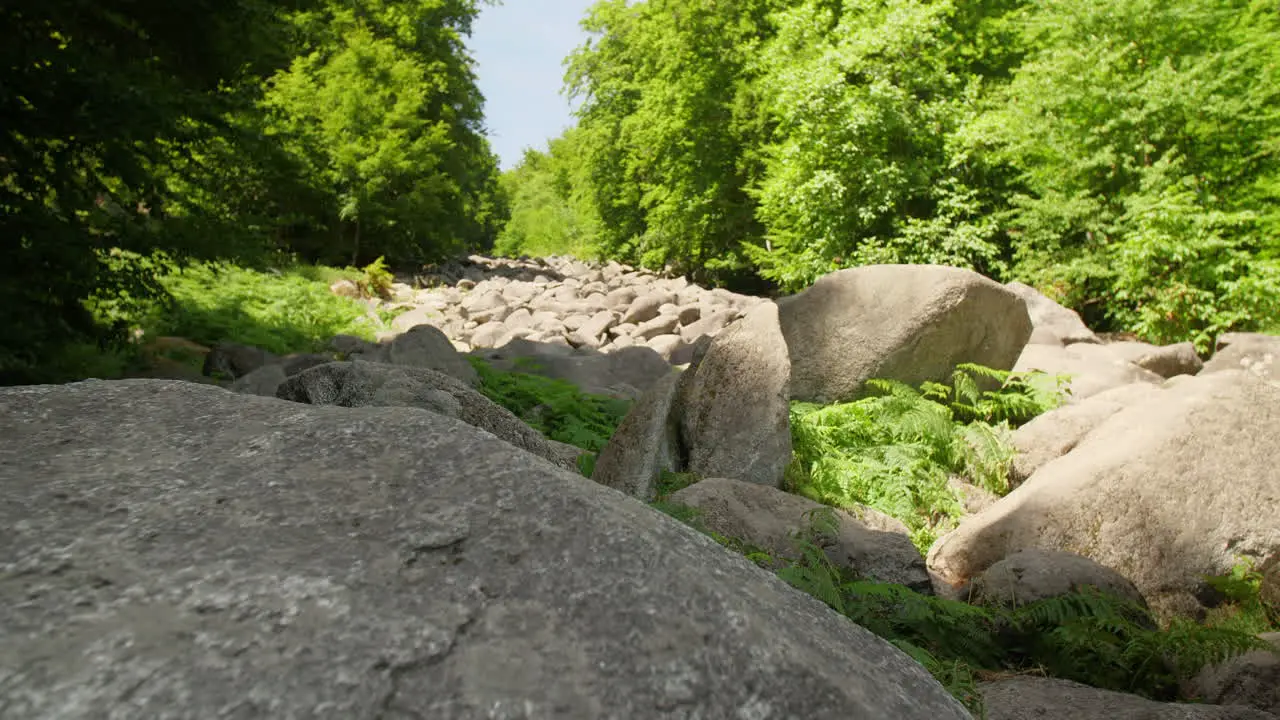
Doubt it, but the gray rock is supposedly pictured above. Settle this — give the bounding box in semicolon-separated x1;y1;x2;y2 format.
1263;554;1280;610
1009;382;1164;486
646;334;684;361
391;304;447;333
460;290;509;324
502;307;536;331
471;341;668;400
980;677;1276;720
1004;281;1101;345
608;322;639;338
469;321;513;350
1107;340;1205;378
680;309;737;343
576;310;618;346
278;361;577;471
280;353;335;376
778;265;1033;404
379;324;479;386
329;333;376;356
634;314;680;340
229;363;288;397
203;342;276;380
680;302;793;488
1189;633;1280;716
0;379;971;720
1203;333;1280;382
1014;342;1164;403
590;372;685;501
604;346;675;395
929;371;1280;620
970;548;1149;611
620;294;665;325
675;305;702;326
669;478;931;592
1026;325;1066;346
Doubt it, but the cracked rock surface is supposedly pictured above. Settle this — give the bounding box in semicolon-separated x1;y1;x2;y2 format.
0;379;970;720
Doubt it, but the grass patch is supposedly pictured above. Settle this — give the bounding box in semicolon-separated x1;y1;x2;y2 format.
468;356;632;456
30;255;395;384
135;261;395;354
786;365;1070;552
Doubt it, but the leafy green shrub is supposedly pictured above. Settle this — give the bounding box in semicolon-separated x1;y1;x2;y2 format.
357;256;396;299
788;365;1068;552
468;357;631;454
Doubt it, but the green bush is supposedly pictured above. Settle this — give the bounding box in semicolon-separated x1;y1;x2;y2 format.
787;365;1069;552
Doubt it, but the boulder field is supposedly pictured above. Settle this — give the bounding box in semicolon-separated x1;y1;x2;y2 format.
5;254;1279;718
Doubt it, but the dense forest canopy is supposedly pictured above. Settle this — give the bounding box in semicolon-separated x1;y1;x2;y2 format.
500;0;1280;348
2;0;1278;383
1;0;502;381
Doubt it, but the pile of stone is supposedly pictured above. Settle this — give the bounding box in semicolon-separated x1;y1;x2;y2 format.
372;254;765;361
5;257;1280;720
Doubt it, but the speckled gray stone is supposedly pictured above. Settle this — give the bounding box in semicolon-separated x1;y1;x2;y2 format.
0;379;970;720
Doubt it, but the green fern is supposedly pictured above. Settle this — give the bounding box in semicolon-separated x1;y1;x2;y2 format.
1202;557;1280;635
468;357;632;454
1007;587;1272;697
655;470;701;501
789;366;1056;552
649;501;1269;712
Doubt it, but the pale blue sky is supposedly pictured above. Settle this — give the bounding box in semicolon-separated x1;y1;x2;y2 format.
468;2;598;171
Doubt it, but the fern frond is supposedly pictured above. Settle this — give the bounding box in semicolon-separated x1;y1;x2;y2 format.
950;367;984;409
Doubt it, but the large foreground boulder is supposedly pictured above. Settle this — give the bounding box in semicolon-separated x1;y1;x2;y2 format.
928;370;1280;620
777;265;1033;403
0;380;970;720
1008;382;1164;486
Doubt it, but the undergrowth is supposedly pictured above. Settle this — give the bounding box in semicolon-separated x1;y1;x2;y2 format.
138;261;397;354
468;356;631;456
656;504;1277;716
36;256;399;383
1201;558;1280;636
787;364;1070;552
